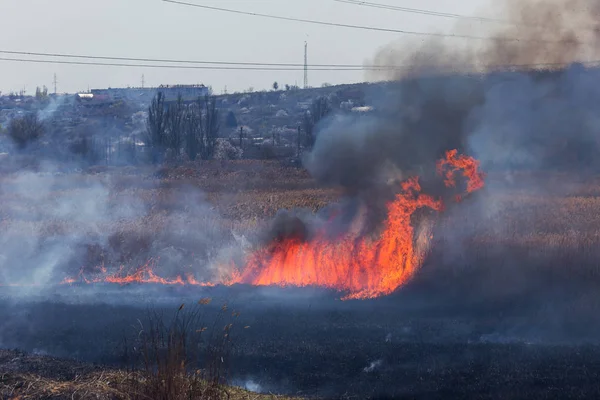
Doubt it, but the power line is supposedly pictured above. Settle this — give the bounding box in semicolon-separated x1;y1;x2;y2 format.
161;0;553;43
0;56;370;71
3;49;596;71
0;49;383;69
1;54;598;73
334;0;600;33
333;0;509;23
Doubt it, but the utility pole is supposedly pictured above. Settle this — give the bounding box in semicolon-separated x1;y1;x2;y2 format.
303;41;308;89
53;73;58;95
141;74;145;88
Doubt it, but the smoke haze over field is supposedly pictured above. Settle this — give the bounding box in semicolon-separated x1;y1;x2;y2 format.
5;0;600;294
1;0;600;299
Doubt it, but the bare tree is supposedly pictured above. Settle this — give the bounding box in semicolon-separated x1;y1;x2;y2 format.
165;94;185;158
146;92;168;163
184;102;204;161
226;111;238;128
199;95;220;160
8;113;45;149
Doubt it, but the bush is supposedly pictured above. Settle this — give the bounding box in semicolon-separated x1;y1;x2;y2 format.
8;113;45;149
69;134;103;165
214;139;243;160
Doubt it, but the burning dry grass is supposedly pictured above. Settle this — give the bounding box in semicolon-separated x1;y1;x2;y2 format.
2;161;600;292
0;161;338;286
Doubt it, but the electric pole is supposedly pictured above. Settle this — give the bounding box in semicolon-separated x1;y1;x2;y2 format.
141;74;145;88
53;73;58;95
304;41;308;89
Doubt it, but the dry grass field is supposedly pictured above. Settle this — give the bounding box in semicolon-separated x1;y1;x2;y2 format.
1;161;599;286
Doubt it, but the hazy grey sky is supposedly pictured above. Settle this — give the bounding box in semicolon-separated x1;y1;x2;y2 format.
0;0;492;94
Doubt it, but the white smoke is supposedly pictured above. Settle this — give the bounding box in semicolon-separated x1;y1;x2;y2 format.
37;95;67;122
363;359;383;373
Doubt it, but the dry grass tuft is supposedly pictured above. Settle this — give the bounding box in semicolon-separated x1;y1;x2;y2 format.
1;369;300;400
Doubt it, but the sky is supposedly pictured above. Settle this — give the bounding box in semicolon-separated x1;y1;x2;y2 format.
0;0;493;94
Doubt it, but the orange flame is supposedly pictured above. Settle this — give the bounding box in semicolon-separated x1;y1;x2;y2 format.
437;149;486;195
62;260;215;287
230;177;443;299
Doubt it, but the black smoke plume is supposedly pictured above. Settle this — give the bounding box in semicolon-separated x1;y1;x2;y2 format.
290;0;600;242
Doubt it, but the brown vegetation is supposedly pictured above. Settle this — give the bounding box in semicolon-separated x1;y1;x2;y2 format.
0;162;598;284
0;350;298;400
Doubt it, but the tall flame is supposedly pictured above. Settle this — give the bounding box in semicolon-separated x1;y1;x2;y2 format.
230;178;442;299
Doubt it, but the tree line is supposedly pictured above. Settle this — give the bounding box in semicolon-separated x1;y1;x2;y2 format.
146;92;221;163
1;91;334;164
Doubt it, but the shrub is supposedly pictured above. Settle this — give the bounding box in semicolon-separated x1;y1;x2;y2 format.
8;113;45;149
125;301;238;400
214;139;243;160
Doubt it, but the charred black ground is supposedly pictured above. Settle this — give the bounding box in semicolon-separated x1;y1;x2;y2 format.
4;277;600;399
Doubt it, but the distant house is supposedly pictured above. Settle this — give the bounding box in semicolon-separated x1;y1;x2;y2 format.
76;93;112;107
351;106;374;113
91;84;209;103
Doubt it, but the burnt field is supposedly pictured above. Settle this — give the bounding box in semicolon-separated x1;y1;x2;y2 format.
4;287;600;399
3;162;600;398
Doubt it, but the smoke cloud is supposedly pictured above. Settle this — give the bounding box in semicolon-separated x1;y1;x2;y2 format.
0;165;242;294
369;0;600;79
